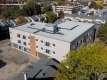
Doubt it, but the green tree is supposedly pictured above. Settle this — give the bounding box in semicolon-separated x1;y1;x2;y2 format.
97;22;107;45
54;43;107;80
58;10;64;18
89;2;98;9
21;3;41;16
72;7;77;14
57;0;61;5
42;5;53;14
46;12;57;23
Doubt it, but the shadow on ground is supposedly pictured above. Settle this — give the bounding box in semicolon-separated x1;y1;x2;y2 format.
0;33;10;41
0;60;6;68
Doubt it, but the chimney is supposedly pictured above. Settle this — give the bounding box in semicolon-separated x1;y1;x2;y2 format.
23;72;27;80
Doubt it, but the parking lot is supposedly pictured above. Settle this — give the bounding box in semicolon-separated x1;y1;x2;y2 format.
0;39;39;80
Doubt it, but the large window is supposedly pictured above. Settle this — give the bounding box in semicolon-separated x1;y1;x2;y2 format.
53;44;55;47
24;47;27;51
19;45;21;49
18;40;21;44
41;40;43;43
36;39;38;41
23;35;26;39
17;34;20;38
45;42;50;47
46;49;50;54
23;42;26;45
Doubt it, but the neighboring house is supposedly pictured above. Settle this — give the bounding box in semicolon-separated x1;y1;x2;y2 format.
16;58;59;80
95;15;107;24
6;20;14;27
104;0;107;5
25;17;32;22
10;19;17;26
9;20;95;61
36;15;45;22
52;4;83;14
29;16;39;22
65;13;77;21
52;5;74;14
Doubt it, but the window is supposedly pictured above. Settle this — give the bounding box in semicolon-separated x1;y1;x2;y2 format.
53;51;55;54
23;35;26;39
41;40;43;43
28;43;30;45
36;39;38;41
28;37;30;39
36;46;38;48
53;44;55;47
41;47;43;50
24;47;27;51
72;44;75;49
77;42;79;47
46;49;50;54
45;42;50;47
18;40;21;44
23;42;26;45
19;45;21;49
17;34;20;38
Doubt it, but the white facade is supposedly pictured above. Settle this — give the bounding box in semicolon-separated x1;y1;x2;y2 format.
52;5;74;14
9;21;95;61
9;28;70;61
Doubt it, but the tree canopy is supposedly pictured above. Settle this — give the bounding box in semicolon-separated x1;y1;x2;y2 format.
21;3;41;16
58;11;64;18
54;43;107;80
72;7;77;14
97;22;107;45
42;5;53;14
16;16;28;25
45;12;57;23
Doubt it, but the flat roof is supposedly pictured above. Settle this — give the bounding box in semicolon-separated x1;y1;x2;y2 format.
13;20;94;42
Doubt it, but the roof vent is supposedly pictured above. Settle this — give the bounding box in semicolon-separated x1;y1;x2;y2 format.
45;24;58;32
30;23;35;26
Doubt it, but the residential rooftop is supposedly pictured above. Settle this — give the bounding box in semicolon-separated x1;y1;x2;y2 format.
17;58;59;80
12;20;94;42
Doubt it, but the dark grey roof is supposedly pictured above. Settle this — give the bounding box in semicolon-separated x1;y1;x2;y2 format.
54;19;63;24
96;16;107;21
65;13;77;18
11;19;17;24
25;17;32;22
16;58;59;80
0;22;4;27
1;20;9;27
6;20;14;27
36;15;45;20
30;16;39;21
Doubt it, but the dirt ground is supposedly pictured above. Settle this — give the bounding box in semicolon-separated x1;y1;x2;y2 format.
0;39;39;80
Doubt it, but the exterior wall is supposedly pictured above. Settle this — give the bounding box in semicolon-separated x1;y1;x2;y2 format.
9;27;70;61
31;34;70;61
70;25;95;50
9;25;95;61
52;6;74;14
9;28;31;53
30;36;37;56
